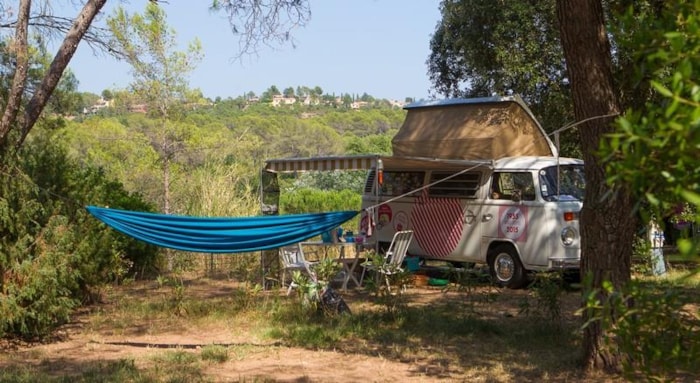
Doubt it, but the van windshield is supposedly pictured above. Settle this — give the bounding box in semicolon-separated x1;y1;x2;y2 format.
539;165;585;202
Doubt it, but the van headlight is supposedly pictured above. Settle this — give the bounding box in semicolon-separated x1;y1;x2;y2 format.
561;227;577;246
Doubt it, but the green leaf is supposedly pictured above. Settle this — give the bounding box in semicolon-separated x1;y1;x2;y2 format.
651;81;673;97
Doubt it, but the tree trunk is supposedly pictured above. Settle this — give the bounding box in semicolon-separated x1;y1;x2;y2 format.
15;0;108;148
556;0;636;373
0;0;31;147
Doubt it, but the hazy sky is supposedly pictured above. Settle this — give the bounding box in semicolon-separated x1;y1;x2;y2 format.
62;1;443;101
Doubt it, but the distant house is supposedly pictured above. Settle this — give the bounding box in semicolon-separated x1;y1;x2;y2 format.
83;97;113;114
271;95;296;107
350;101;369;109
388;99;407;108
128;104;148;114
302;95;319;106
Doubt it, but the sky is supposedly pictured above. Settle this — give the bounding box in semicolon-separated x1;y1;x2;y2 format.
62;1;443;101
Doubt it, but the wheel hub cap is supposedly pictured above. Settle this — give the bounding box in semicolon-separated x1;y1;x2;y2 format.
495;255;514;281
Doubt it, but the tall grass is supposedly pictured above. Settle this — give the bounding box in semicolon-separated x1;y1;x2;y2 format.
180;162;260;217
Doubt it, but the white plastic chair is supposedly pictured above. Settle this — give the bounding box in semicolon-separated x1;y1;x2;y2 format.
360;230;414;291
279;243;316;295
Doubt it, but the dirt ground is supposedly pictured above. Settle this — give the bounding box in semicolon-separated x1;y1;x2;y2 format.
0;276;586;383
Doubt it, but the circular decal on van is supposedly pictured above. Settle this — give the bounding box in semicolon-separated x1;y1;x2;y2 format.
377;204;392;229
394;211;409;231
498;206;528;242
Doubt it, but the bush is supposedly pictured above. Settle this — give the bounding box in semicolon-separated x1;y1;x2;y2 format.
0;132;157;339
583;279;700;380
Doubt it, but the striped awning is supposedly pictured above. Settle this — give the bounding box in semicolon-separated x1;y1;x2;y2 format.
264;155;379;173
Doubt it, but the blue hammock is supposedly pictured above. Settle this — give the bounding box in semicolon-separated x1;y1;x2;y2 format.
86;206;359;253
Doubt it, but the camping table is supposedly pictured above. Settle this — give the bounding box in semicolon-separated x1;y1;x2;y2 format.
300;241;363;291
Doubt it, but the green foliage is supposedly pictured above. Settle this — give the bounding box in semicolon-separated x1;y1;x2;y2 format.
631;234;655;276
0;130;157;339
280;188;361;214
344;133;394;155
520;272;566;326
290;258;343;316
602;0;700;256
428;0;575;144
108;3;202;119
582;279;700;380
361;250;411;318
0;213;79;338
164;276;188;316
58;89;404;220
317;108;405;136
290;171;365;193
108;2;203;218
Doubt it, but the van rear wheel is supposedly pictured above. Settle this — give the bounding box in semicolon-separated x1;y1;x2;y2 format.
488;245;527;289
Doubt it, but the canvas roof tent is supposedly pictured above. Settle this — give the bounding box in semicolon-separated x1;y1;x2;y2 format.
391;95;558;160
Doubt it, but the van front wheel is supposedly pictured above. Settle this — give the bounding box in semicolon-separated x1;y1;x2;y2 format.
488;246;527;289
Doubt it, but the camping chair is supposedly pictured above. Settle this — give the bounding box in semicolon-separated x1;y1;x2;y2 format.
360;230;414;292
279;243;317;295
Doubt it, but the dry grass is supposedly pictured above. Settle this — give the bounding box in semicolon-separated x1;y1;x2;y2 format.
2;267;697;382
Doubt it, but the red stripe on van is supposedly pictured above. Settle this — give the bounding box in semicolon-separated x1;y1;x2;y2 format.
411;191;463;257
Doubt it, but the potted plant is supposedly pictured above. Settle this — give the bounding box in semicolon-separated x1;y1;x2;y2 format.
670;203;695;231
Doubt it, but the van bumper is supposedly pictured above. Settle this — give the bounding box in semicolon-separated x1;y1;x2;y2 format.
548;257;580;269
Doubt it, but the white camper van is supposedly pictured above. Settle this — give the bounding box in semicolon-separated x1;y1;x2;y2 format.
358;96;584;288
263;96;584;289
358;155;584;288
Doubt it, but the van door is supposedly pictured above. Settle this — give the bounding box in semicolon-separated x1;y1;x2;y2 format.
481;172;541;265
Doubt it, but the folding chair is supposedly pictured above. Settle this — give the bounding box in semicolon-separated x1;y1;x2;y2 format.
279;243;316;295
360;230;414;292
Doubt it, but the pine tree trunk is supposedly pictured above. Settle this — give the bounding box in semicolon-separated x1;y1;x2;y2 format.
556;0;636;373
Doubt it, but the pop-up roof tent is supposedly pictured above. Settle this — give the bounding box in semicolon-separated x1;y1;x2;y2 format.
391;95;557;160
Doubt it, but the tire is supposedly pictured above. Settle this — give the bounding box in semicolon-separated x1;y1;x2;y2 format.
487;245;527;289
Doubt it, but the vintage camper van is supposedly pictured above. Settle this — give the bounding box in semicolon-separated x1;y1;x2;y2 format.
263;96;584;288
359;155;584;288
358;96;584;288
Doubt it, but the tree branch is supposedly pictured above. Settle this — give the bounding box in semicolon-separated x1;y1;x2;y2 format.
211;0;311;58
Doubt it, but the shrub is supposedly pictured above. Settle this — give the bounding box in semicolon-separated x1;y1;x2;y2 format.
0;132;157;339
583;279;700;380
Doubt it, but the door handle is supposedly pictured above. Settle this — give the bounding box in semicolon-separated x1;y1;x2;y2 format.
483;214;493;222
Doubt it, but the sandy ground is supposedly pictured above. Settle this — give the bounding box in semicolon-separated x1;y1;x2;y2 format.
2;278;507;382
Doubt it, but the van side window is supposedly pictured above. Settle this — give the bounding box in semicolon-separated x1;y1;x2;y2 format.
429;171;481;198
491;172;535;201
378;171;424;196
